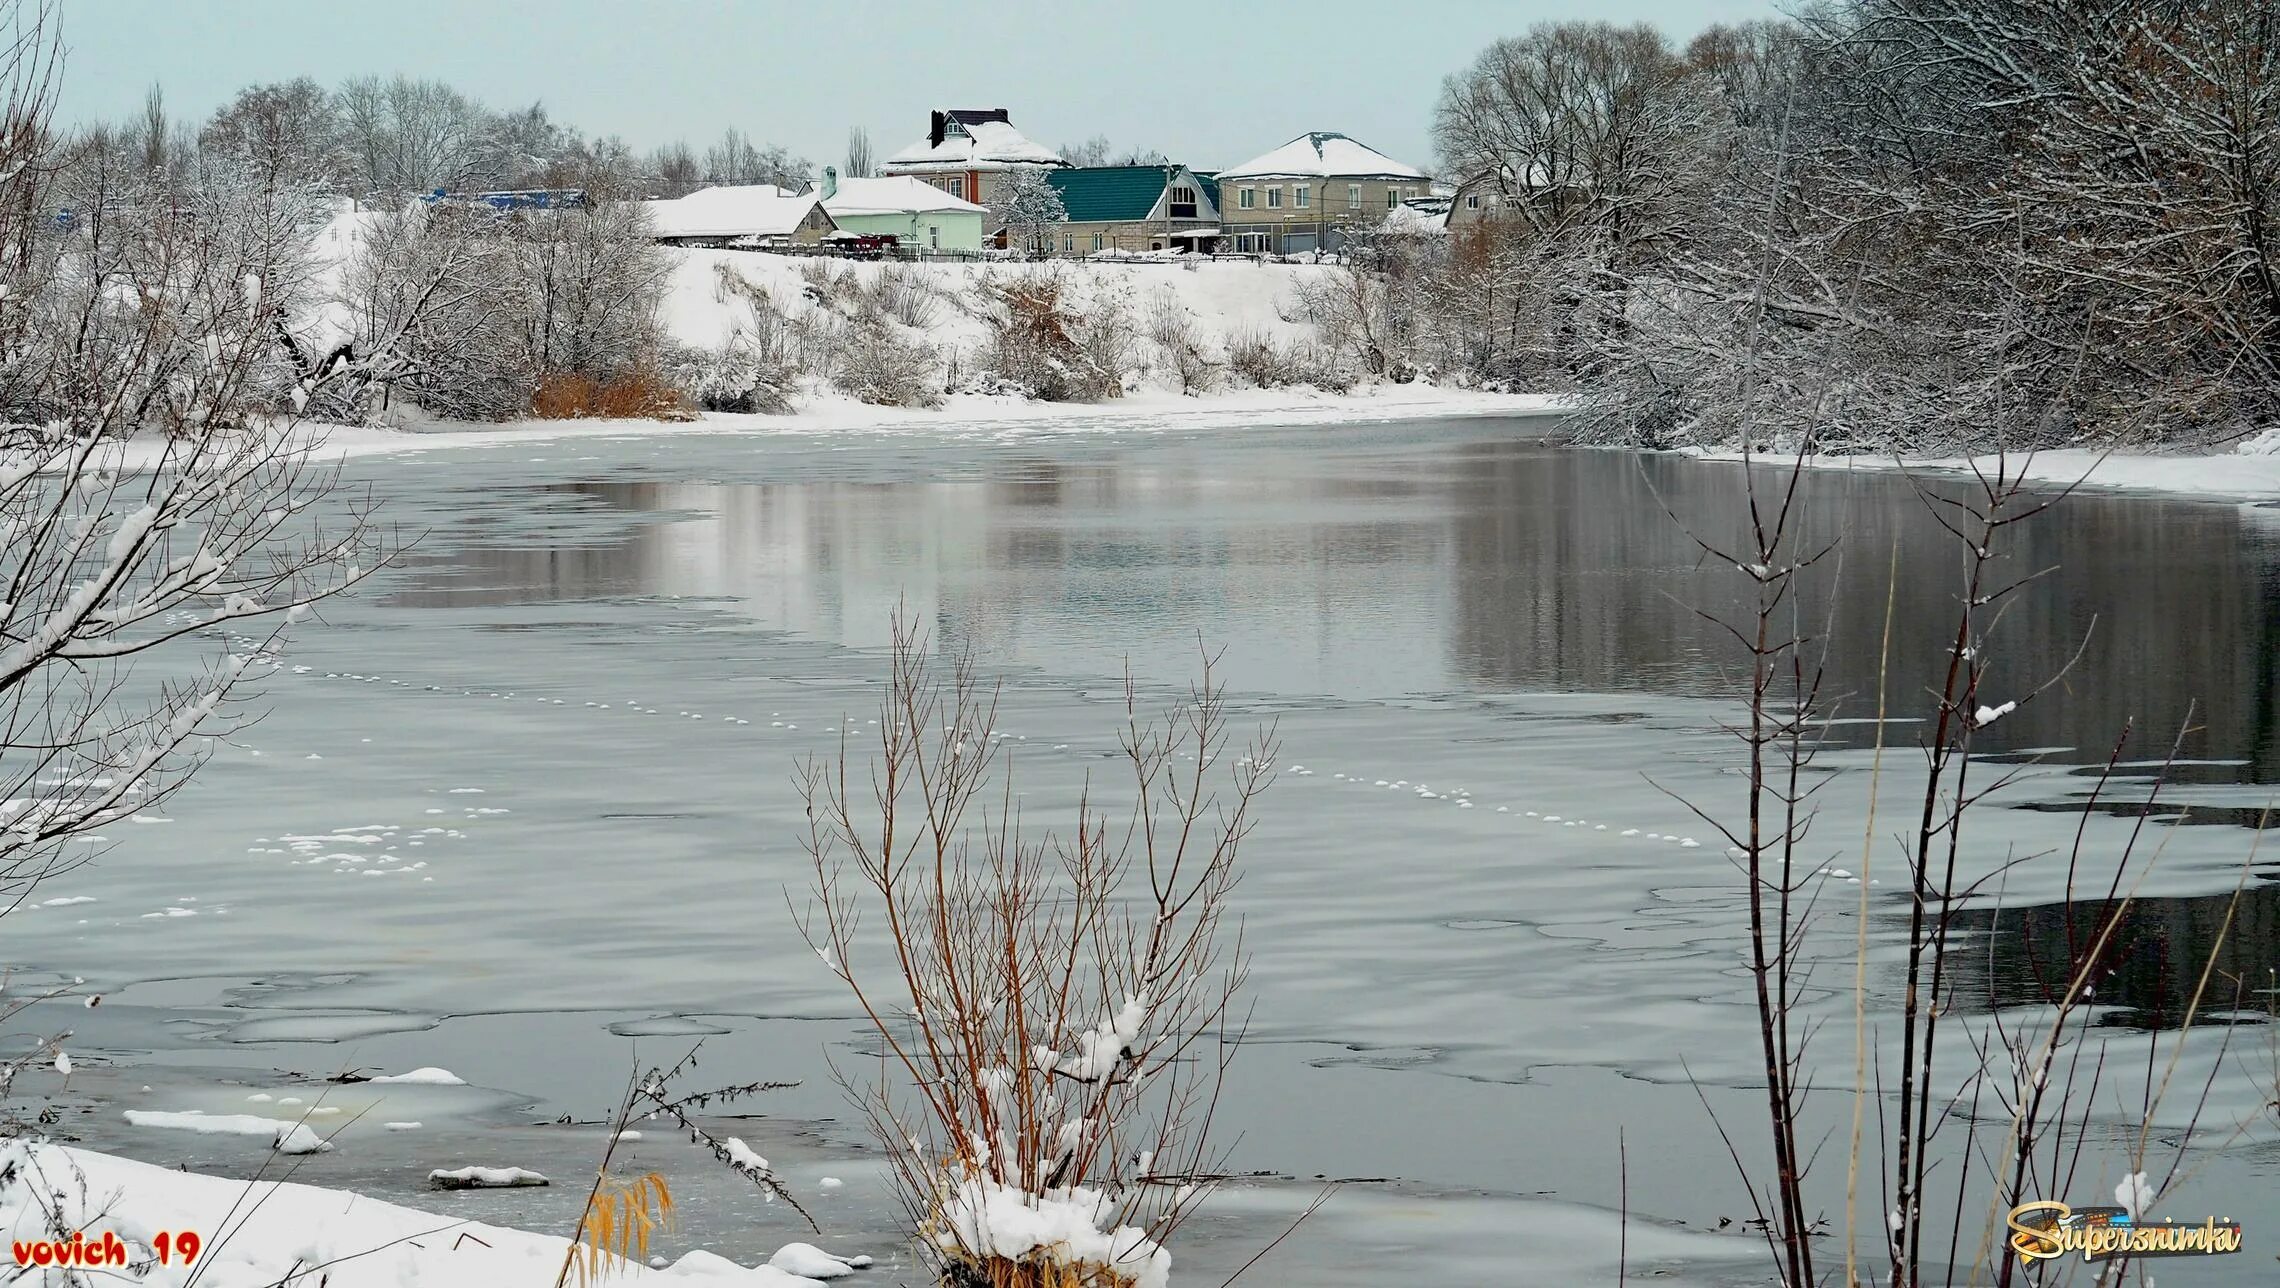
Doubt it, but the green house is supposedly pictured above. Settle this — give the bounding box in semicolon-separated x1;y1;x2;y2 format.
1043;164;1223;256
818;169;988;253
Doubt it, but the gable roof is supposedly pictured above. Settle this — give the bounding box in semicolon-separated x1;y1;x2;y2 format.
1219;132;1426;181
821;175;986;217
884;109;1065;172
1046;166;1169;223
645;185;826;239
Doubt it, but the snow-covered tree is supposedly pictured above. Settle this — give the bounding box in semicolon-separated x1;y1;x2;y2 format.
0;0;385;986
991;167;1067;258
199;77;343;193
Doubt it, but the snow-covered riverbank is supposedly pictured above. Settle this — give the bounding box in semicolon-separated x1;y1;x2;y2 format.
0;1139;857;1286
72;384;1562;473
1688;436;2280;502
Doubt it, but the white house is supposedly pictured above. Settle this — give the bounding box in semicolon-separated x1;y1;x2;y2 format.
644;185;836;247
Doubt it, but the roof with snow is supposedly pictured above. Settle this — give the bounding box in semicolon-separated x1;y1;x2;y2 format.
644;186;825;240
1381;197;1452;236
820;175;986;217
1219;132;1427;182
883;109;1066;172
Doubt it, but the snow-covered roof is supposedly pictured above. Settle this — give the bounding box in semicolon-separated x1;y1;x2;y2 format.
821;175;986;217
883;109;1064;172
1219;132;1427;181
645;186;821;240
1380;199;1450;236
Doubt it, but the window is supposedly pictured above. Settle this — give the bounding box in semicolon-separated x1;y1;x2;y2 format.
1266;186;1282;209
1348;184;1361;208
1387;187;1400;208
1238;187;1254;209
1465;193;1481;209
928;225;939;248
1063;233;1074;252
1168;185;1198;219
1295;185;1309;209
1091;232;1104;251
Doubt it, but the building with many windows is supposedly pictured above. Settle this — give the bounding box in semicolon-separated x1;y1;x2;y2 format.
1042;164;1223;256
1215;132;1430;255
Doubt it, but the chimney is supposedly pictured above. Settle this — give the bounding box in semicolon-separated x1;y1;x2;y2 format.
929;111;947;147
822;166;838;199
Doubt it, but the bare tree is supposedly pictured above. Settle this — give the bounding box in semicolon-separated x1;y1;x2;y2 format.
343;159;670;421
799;622;1270;1288
199;77;342;194
703;128;812;191
649;139;700;197
1059;135;1167;168
0;2;388;1094
843;125;872;178
332;74;481;197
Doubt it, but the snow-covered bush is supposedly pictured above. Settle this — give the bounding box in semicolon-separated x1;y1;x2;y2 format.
667;340;793;414
859;262;947;329
980;269;1134;402
668;263;801;413
1144;287;1218;394
341;170;671;422
1225;326;1351;393
1288;231;1428;380
798;621;1270;1288
824;311;942;408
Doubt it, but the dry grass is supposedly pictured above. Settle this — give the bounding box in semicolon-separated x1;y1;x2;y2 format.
532;370;693;420
561;1173;674;1287
938;1255;1146;1288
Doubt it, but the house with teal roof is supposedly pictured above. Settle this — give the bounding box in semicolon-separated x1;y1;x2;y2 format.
1043;164;1222;256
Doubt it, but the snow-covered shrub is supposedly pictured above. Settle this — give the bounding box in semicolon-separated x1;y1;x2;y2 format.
1144;287;1218;394
671;264;802;413
824;311;942;408
0;139;335;434
979;269;1134;402
859;262;946;329
799;621;1270;1288
1288;230;1431;381
343;173;671;422
666;340;793;414
796;257;853;310
1225;326;1351;392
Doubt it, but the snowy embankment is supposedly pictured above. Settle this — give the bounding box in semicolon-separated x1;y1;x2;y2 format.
276;218;1565;459
1686;425;2280;502
0;1140;853;1286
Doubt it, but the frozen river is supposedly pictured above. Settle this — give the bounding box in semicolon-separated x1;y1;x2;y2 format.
11;411;2278;1284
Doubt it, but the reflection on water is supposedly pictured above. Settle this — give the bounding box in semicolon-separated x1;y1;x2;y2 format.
1947;884;2280;1029
384;433;2280;1034
395;439;2280;786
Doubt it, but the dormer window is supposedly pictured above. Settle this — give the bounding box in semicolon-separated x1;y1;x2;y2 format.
944;119;969;138
1168;185;1198;219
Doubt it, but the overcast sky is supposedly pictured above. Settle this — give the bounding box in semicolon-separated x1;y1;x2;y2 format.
56;0;1780;172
